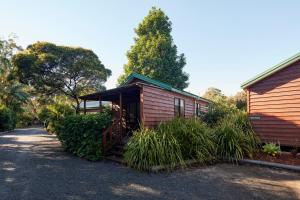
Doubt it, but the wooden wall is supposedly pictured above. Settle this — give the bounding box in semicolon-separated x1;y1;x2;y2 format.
247;60;300;146
141;84;208;128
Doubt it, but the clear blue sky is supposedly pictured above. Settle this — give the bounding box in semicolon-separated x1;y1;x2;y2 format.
1;0;300;96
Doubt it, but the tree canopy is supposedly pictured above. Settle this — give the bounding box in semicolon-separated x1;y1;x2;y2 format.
0;37;28;112
13;42;111;112
118;7;189;90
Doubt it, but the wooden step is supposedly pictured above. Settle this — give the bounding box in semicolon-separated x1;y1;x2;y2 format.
110;150;123;157
105;155;126;164
114;145;125;152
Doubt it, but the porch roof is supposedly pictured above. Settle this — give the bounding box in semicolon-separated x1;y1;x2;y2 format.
79;83;141;101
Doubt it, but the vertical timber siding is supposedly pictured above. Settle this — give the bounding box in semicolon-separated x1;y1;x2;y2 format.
142;85;208;128
247;60;300;146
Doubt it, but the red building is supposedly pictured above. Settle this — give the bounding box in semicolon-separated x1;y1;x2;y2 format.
80;73;209;153
242;53;300;146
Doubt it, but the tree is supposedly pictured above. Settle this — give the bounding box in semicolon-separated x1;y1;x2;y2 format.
0;36;28;112
13;42;111;113
202;87;227;103
118;7;189;90
228;91;247;111
201;87;237;126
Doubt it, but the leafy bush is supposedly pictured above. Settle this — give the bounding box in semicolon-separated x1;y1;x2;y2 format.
58;112;112;161
38;102;74;133
201;102;236;127
263;143;281;157
0;105;16;131
16;111;37;128
124;128;184;171
157;118;216;163
213;112;259;162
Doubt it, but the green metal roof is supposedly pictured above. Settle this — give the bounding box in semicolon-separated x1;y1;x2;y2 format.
241;52;300;89
124;72;210;102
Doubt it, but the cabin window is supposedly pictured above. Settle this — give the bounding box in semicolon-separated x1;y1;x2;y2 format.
174;98;185;117
195;103;201;116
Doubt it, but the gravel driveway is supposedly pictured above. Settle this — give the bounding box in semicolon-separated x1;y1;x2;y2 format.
0;128;299;200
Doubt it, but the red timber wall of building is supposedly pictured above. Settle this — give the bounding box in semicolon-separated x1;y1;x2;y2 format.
141;84;209;128
247;60;300;146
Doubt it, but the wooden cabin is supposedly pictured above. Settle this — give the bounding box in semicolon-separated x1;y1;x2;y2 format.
241;53;300;146
80;73;209;154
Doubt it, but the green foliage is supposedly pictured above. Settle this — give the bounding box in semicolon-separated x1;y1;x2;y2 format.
0;105;16;131
125;114;258;171
38;102;75;133
13;42;111;112
263;143;281;157
118;7;189;90
157;118;216;163
201;87;237;126
213;112;259;162
124;127;184;171
201;102;232;127
0;37;27;130
16;111;36;128
228;91;247;111
58;112;112;161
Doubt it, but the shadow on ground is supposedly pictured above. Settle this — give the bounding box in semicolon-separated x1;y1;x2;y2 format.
0;128;299;200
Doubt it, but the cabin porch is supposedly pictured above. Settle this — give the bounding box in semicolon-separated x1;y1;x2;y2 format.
79;84;142;156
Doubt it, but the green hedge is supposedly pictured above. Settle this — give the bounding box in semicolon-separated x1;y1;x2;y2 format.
57;112;112;161
0;105;16;131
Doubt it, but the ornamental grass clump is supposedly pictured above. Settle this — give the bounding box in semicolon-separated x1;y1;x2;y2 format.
213;112;259;162
157;118;216;164
124;127;184;171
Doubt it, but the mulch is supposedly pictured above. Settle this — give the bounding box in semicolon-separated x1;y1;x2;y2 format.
251;151;300;166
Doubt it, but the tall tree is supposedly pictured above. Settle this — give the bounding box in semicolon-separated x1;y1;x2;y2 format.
228;91;247;111
0;36;28;112
202;87;226;102
118;7;189;90
13;42;111;113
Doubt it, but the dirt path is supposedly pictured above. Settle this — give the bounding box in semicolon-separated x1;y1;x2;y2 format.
0;128;299;200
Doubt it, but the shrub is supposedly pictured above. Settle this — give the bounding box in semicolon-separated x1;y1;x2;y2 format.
0;105;16;131
58;112;112;161
263;143;281;157
124;128;184;171
157;118;216;163
38;102;74;134
16;111;37;128
213;112;259;162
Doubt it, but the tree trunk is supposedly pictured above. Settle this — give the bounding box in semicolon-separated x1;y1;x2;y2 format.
75;98;80;114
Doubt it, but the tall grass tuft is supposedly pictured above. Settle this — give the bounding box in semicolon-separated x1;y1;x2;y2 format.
124;127;184;171
157;118;216;164
213;112;259;162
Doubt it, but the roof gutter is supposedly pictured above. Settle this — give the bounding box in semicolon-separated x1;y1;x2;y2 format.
241;52;300;89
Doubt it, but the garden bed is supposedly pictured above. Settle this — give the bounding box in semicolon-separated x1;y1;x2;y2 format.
250;151;300;166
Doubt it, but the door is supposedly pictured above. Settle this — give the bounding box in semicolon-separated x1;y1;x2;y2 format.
125;102;140;135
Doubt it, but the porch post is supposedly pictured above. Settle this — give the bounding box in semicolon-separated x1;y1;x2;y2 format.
247;90;250;113
140;86;144;126
119;92;123;136
99;97;102;113
83;100;86;115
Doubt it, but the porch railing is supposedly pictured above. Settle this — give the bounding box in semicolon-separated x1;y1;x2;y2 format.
102;119;123;155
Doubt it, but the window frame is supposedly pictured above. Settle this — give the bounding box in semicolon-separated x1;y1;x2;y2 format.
196;102;202;117
174;97;185;117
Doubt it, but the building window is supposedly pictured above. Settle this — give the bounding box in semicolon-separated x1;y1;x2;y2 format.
195;103;201;116
174;98;185;117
